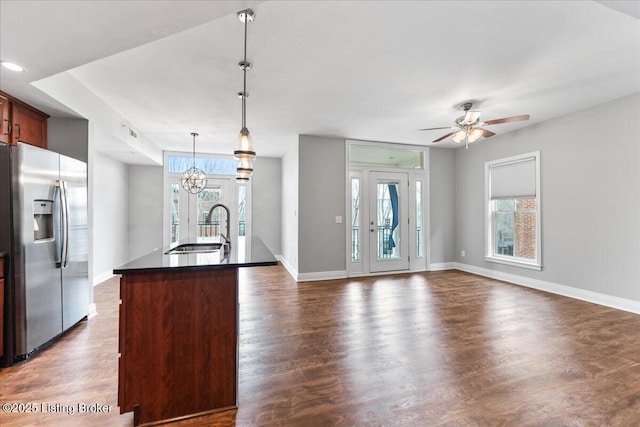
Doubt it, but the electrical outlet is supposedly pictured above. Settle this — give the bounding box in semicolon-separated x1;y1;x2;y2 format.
461;250;466;257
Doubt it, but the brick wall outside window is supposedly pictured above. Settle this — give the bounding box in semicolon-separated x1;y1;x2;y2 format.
515;198;536;259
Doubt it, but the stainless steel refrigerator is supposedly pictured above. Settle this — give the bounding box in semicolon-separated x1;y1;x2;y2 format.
0;142;89;364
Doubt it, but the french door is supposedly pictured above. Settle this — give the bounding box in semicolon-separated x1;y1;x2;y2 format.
368;172;409;272
168;177;235;246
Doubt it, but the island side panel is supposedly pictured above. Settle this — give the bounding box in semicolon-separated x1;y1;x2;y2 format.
118;268;238;425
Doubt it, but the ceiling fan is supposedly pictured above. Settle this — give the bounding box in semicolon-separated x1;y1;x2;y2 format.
420;103;530;148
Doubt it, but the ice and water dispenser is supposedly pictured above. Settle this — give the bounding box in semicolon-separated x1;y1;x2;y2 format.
33;200;54;241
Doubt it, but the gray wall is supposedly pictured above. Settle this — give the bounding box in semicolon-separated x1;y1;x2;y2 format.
429;147;456;264
92;150;129;282
252;157;282;255
454;93;640;302
128;165;163;260
47;118;89;163
298;135;346;274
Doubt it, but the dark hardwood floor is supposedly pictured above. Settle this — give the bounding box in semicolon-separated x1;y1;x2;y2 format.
1;265;639;426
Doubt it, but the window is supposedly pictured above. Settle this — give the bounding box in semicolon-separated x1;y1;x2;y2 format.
485;152;541;270
166;155;237;176
416;180;423;258
238;184;246;237
351;177;360;261
170;184;180;244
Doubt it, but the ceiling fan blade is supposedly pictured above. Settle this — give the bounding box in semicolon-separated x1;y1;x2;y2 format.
461;110;481;125
479;128;496;138
419;126;451;131
432;131;456;143
484;114;530;125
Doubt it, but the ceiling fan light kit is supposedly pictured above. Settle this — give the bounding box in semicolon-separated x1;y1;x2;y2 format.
453;127;483;144
421;102;530;149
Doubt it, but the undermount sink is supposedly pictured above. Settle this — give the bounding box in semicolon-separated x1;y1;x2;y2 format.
165;243;224;254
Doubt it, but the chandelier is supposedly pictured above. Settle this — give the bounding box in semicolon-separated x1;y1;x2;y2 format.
181;132;207;193
234;8;255;183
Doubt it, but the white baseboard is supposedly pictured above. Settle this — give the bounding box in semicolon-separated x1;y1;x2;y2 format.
87;303;98;319
455;262;640;315
93;270;115;286
280;257;349;283
429;262;456;271
348;269;422;278
297;270;347;282
278;256;299;281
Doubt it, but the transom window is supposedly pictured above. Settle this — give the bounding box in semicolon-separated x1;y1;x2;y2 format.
167;155;237;176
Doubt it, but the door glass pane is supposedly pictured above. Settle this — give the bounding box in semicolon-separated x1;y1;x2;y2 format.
416;180;423;258
170;184;179;243
351;178;360;261
377;182;400;259
197;187;222;241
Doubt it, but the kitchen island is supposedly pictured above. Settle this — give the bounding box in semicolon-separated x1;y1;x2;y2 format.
113;237;277;426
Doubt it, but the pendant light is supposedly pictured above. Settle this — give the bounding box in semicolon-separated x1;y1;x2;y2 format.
234;9;255;182
236;157;253;182
181;132;207;193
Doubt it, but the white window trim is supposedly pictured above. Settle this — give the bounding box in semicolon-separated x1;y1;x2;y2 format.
484;151;542;271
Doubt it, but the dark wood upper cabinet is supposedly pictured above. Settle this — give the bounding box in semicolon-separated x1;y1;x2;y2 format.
0;94;9;144
0;91;48;149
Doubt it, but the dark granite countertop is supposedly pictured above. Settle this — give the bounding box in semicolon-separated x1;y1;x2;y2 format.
113;236;277;274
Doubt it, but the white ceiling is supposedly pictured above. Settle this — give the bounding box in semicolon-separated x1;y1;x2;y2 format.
1;1;639;162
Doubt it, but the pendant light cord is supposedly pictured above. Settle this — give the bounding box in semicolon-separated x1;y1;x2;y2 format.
192;133;197;166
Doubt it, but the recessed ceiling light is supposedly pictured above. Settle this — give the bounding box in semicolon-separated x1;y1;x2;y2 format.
1;61;25;72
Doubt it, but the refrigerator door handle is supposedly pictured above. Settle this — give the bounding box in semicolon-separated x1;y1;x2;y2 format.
57;180;70;268
55;181;64;268
61;180;70;268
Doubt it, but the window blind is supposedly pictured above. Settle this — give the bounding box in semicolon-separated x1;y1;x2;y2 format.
490;157;536;199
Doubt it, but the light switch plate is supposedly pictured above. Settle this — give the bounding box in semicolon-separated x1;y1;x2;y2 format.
335;216;343;224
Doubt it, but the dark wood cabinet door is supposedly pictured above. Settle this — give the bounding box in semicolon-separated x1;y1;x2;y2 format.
11;102;47;148
0;95;9;144
119;269;238;425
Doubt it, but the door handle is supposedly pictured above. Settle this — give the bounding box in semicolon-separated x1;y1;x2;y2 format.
61;180;70;268
54;183;63;267
14;123;21;140
56;180;70;268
